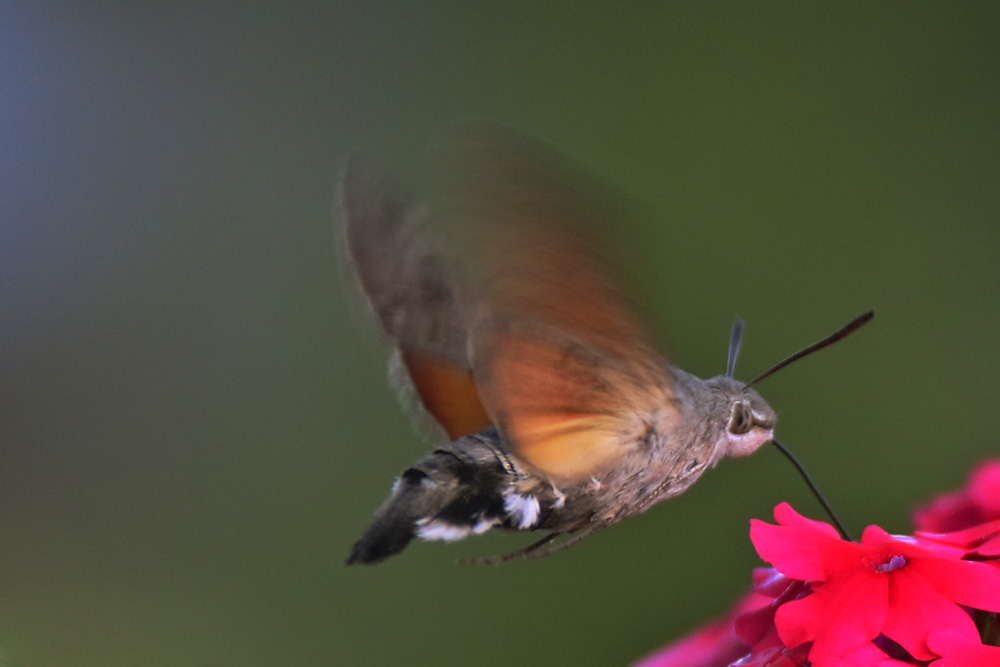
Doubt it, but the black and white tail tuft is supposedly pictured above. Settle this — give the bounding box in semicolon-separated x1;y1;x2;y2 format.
346;429;517;565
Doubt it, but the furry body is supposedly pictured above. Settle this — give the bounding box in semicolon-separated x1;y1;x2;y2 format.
347;369;773;564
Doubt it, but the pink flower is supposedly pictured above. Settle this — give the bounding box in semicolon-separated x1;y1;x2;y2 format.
915;518;1000;559
913;460;1000;532
750;503;1000;663
634;456;1000;667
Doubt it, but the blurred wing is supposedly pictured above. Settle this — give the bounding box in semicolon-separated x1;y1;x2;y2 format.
340;157;491;440
473;317;667;481
434;122;678;481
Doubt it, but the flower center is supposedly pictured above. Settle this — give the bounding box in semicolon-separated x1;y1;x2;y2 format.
874;554;906;573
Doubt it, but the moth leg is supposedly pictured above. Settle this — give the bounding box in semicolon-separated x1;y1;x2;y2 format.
458;524;599;566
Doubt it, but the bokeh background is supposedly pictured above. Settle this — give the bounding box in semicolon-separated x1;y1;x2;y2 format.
2;3;999;666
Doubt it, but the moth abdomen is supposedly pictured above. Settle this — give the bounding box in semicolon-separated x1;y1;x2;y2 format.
347;428;527;565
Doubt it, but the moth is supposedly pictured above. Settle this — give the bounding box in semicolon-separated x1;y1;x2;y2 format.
341;122;867;565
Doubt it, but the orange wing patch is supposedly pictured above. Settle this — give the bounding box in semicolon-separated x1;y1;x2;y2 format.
507;414;623;481
473;324;671;482
401;349;492;440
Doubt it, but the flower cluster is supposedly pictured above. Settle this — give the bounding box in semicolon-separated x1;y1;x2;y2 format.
636;460;1000;667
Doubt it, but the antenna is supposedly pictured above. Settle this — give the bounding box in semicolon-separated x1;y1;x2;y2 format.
744;311;874;389
726;318;744;378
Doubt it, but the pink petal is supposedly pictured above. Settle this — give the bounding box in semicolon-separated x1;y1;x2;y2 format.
912;492;981;533
751;506;861;581
729;644;809;667
860;524;894;544
975;534;1000;557
774;568;888;660
969;460;1000;518
916;519;1000;560
772;503;843;540
750;520;826;581
735;578;811;647
912;459;1000;532
880;566;980;661
734;600;779;648
910;556;1000;612
752;569;792;596
916;518;1000;549
812;642;917;667
927;628;1000;667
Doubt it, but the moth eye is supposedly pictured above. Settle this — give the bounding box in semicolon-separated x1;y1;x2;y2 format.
729;402;753;435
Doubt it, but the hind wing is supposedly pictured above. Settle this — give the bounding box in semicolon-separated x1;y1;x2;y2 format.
340;158;491;441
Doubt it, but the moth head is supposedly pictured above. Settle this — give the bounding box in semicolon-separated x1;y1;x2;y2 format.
716;311;873;458
724;386;776;457
704;375;776;459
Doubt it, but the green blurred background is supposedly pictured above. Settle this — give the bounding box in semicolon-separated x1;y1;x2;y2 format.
2;3;999;666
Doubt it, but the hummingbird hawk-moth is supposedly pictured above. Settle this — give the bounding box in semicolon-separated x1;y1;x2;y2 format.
340;122;868;565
